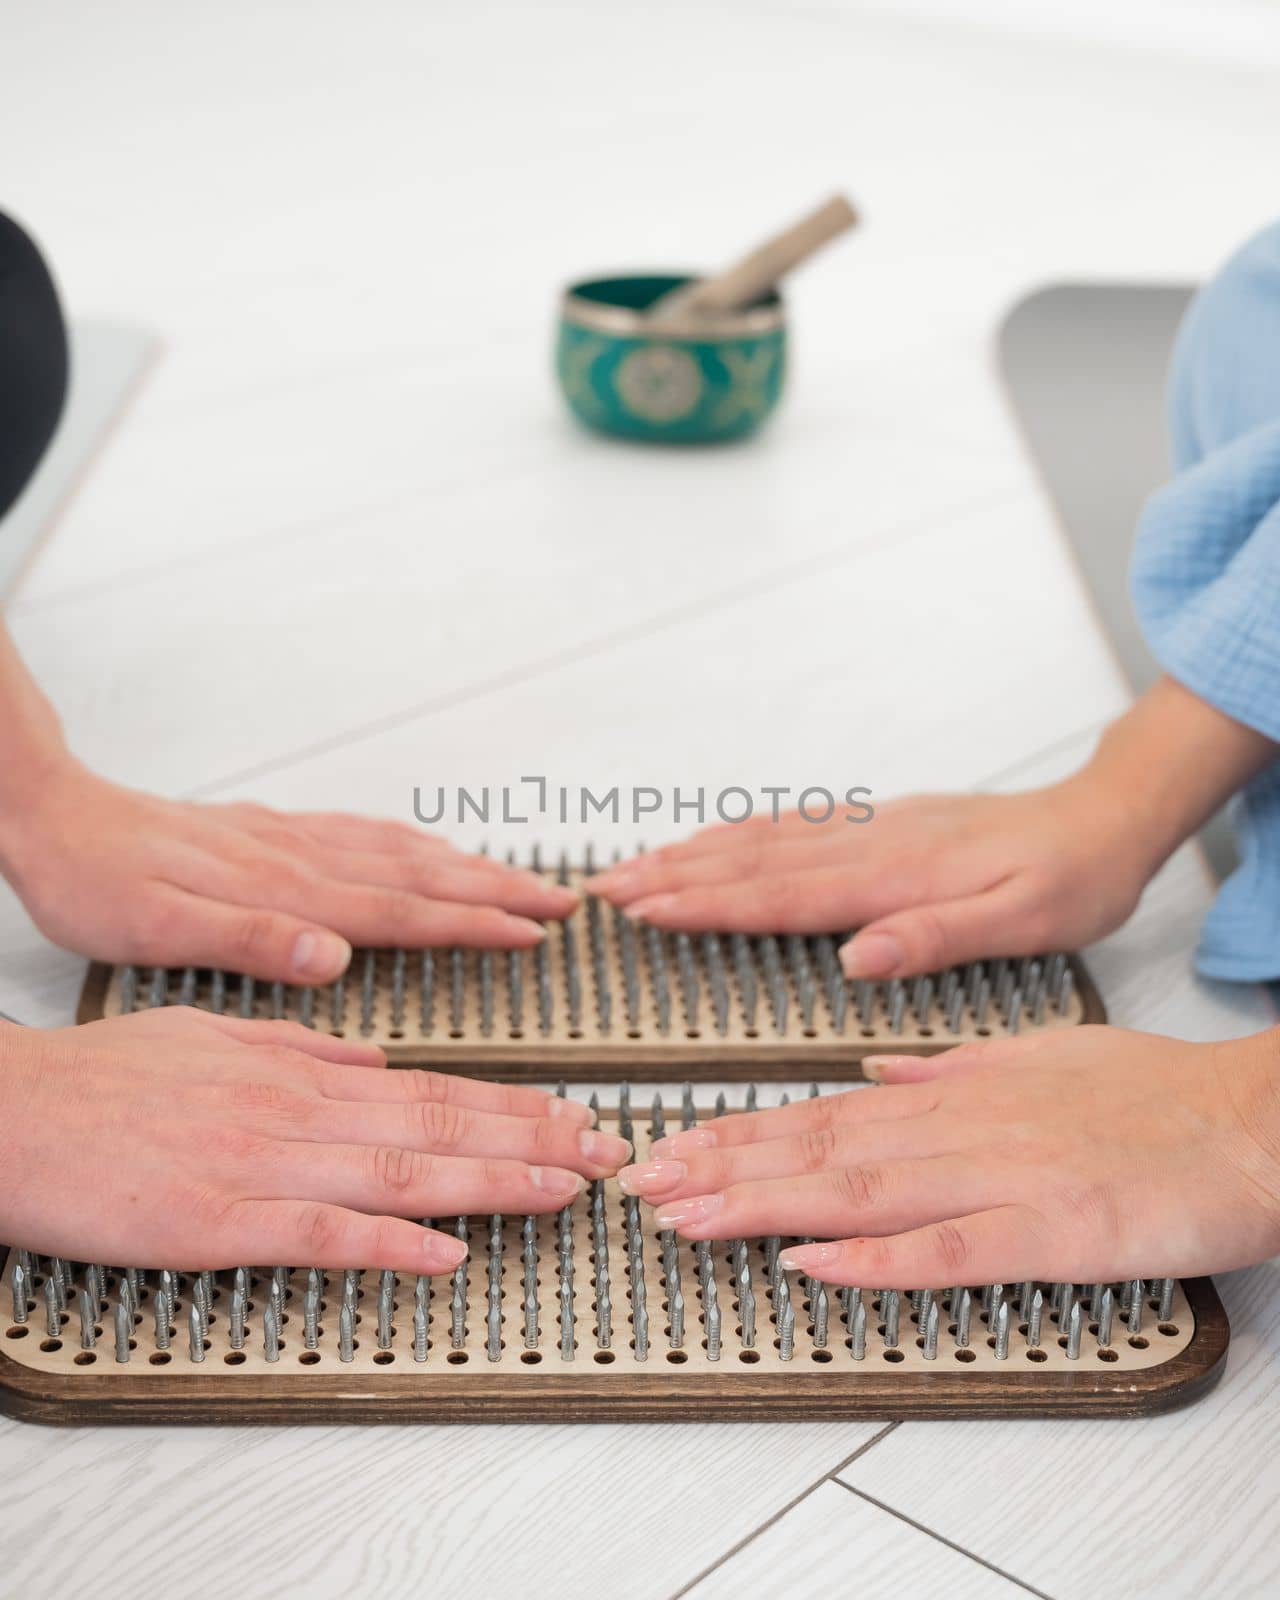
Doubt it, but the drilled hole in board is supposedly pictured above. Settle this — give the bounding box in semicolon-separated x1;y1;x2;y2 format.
40;1338;62;1353
882;1349;905;1364
73;1351;96;1365
1025;1348;1048;1363
520;1351;542;1365
954;1348;977;1363
919;1028;933;1038
373;1351;395;1365
224;1352;247;1366
811;1349;833;1363
1098;1348;1120;1362
667;1350;689;1364
297;1351;320;1366
4;1326;29;1340
1158;1323;1179;1337
1128;1335;1149;1350
737;1349;760;1364
593;1350;615;1365
446;1351;469;1365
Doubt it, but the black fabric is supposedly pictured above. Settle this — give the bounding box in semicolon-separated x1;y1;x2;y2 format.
0;211;68;522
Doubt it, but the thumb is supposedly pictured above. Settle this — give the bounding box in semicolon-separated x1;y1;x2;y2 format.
863;1034;1035;1084
839;885;1026;980
140;887;353;984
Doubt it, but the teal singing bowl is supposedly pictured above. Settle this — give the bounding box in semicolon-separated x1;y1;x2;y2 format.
556;274;787;444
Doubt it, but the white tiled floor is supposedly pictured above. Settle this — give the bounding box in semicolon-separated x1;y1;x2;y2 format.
2;4;1280;1595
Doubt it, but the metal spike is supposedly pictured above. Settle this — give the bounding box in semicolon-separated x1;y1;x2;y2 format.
120;965;139;1012
814;934;847;1033
889;979;906;1034
586;889;611;1034
1018;1281;1034;1322
813;1282;829;1347
615;904;642;1031
1007;985;1023;1035
449;948;465;1034
714;1089;727;1119
44;1275;60;1339
390;947;407;1033
738;1260;756;1348
339;1302;355;1363
670;1284;686;1349
777;1281;796;1361
758;935;789;1033
113;1299;132;1363
1089;1282;1105;1320
149;967;169;1009
269;979;286;1020
645;924;672;1035
701;933;730;1034
1057;966;1074;1015
745;1084;758;1114
954;1288;972;1349
420;950;436;1035
1027;1288;1044;1349
187;1300;204;1363
263;1300;281;1363
1126;1279;1144;1336
330;971;346;1032
9;1261;27;1325
633;1261;649;1362
239;972;255;1019
851;1297;867;1360
78;1288;97;1349
993;1300;1010;1360
477;948;495;1038
534;934;553;1036
681;1081;696;1131
922;1299;940;1360
378;1270;395;1349
1065;1297;1082;1360
414;1300;430;1362
650;1092;666;1142
882;1288;900;1348
705;1286;721;1361
1157;1278;1175;1322
729;932;759;1030
227;1283;245;1350
1097;1287;1115;1349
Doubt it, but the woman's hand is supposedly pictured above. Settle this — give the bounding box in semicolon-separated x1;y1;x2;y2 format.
0;1009;626;1271
0;760;576;985
591;781;1149;980
591;677;1280;982
616;1025;1280;1286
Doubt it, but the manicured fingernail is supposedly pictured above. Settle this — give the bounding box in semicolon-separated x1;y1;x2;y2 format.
547;1096;594;1125
618;1160;686;1197
292;930;352;981
531;1166;588;1198
780;1243;841;1271
579;1129;631;1168
651;1128;717;1159
625;894;676;921
862;1054;912;1083
841;932;903;979
654;1193;722;1230
425;1234;469;1271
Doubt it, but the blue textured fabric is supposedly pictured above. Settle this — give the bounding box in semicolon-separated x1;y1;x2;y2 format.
1130;220;1280;981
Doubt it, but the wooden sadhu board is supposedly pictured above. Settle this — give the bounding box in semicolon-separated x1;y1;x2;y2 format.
75;873;1107;1081
0;1104;1227;1426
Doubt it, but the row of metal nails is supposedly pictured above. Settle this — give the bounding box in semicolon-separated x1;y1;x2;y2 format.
5;1247;1178;1366
118;944;1075;1041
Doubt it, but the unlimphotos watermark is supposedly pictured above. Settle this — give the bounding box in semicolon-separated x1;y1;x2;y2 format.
412;777;875;828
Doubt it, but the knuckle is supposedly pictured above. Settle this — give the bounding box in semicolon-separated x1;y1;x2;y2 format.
907;905;949;968
371;1145;426;1195
411;1070;452;1104
228;909;282;964
931;1221;973;1275
418;1101;470;1152
830;1164;885;1214
796;1125;839;1173
529;1116;563;1159
1054;1180;1119;1242
227;1076;309;1122
293;1204;343;1258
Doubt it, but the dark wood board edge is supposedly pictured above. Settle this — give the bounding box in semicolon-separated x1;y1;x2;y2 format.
72;956;1107;1083
0;1274;1226;1428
